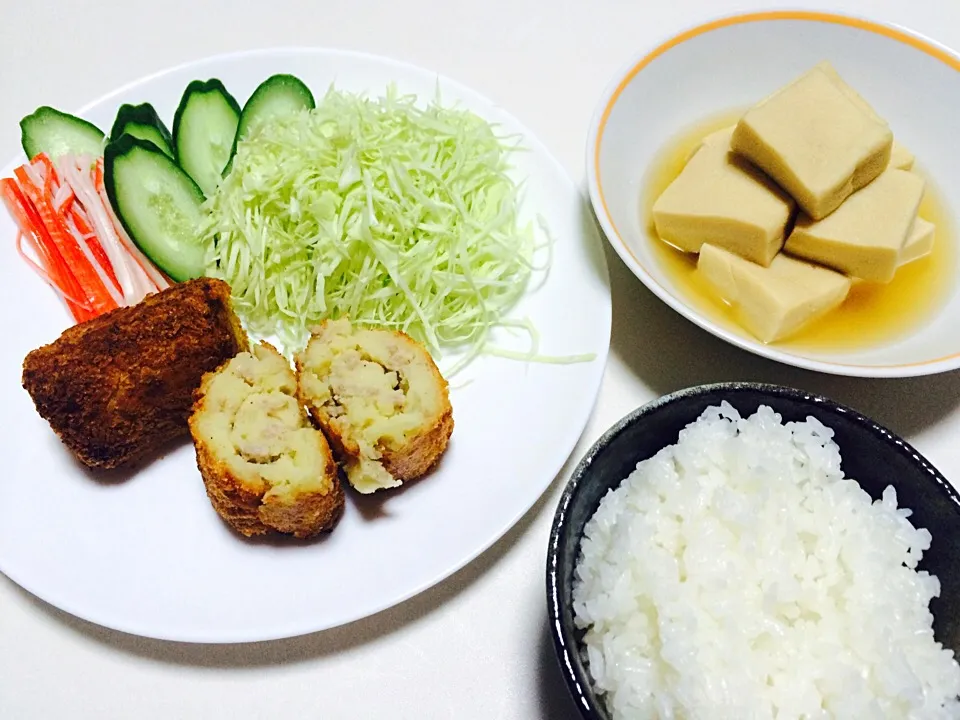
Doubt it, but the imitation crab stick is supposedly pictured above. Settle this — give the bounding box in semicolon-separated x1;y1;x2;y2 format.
3;151;167;323
15;160;119;315
1;177;94;322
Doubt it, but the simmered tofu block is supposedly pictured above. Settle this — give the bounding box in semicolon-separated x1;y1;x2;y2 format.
698;243;851;343
698;125;737;150
785;169;925;282
816;62;914;172
889;142;915;171
817;61;882;122
653;128;795;266
731;63;893;220
899;218;936;266
683;126;735;162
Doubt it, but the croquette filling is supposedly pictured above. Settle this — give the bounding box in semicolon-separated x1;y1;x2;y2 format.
317;352;420;440
298;319;444;494
321;352;407;420
194;345;334;498
231;392;300;464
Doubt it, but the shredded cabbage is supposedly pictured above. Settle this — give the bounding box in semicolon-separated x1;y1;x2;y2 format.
200;84;541;364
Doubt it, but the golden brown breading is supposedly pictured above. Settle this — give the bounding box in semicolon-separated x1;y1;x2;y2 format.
189;342;344;539
296;318;454;494
21;277;249;470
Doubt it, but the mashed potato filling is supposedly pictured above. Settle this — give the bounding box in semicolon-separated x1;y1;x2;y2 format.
298;319;448;493
192;344;334;502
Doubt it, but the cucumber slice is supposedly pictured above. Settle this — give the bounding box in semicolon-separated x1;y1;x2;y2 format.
236;74;315;141
104;135;207;283
172;79;241;197
109;103;174;158
222;73;315;175
20;106;105;160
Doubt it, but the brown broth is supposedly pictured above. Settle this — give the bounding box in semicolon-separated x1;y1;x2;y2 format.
642;111;957;352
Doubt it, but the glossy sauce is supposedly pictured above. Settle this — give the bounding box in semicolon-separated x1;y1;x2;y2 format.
642;110;957;351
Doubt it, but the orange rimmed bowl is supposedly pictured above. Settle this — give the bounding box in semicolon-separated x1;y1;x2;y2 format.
587;10;960;378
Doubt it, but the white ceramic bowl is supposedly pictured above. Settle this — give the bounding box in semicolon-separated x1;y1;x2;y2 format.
587;10;960;378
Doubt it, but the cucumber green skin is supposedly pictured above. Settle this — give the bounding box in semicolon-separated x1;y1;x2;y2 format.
224;74;315;176
104;134;207;283
20;106;105;160
109;103;174;158
172;79;241;197
236;73;315;140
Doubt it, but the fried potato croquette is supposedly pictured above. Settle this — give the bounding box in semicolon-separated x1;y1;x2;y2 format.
21;277;248;469
296;319;453;494
189;341;344;538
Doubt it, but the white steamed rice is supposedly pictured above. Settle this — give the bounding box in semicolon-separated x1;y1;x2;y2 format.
572;402;960;719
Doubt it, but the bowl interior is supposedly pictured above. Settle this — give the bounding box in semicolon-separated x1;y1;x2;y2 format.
591;12;960;376
549;383;960;718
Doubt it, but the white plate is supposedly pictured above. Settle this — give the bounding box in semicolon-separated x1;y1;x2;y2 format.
0;48;611;643
587;10;960;378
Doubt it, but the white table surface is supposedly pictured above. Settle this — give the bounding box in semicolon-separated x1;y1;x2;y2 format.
3;1;960;717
